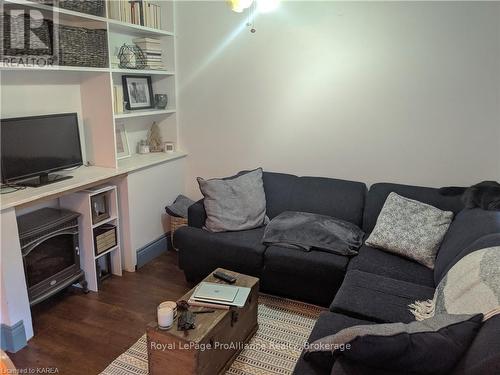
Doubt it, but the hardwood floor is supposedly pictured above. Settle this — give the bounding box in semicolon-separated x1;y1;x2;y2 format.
8;251;192;375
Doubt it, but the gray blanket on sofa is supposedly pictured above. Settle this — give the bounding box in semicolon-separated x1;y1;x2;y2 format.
262;211;365;256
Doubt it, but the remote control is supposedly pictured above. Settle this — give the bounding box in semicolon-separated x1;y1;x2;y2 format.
213;271;237;284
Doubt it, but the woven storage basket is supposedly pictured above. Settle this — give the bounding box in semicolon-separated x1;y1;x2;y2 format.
30;0;105;16
58;0;106;17
58;25;108;67
170;216;188;251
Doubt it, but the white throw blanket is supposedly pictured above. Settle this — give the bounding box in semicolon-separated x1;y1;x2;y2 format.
409;246;500;322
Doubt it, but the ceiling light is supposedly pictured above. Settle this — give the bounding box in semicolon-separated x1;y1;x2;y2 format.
228;0;254;13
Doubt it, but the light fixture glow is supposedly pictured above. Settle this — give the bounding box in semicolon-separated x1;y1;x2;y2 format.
257;0;280;13
229;0;254;13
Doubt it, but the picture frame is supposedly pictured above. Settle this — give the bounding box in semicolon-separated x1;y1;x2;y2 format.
115;122;131;159
122;75;154;110
91;193;110;224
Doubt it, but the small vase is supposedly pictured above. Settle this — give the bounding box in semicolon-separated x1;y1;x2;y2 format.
155;94;168;109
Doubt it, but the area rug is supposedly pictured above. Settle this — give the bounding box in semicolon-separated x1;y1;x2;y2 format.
100;294;323;375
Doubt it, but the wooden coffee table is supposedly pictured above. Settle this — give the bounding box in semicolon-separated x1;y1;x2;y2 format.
147;269;259;375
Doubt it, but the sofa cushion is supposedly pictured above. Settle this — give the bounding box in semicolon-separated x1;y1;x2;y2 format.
308;314;482;375
292;312;373;375
434;209;500;284
365;192;453;269
197;168;268;232
362;183;464;233
289;177;367;227
330;270;435;323
348;245;435;287
175;226;266;281
262;171;298;219
452;314;500;375
261;246;349;307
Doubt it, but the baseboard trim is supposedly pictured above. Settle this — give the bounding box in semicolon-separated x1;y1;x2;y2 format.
136;232;172;269
1;320;27;353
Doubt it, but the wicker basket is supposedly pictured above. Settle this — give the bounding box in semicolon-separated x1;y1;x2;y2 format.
57;25;109;67
58;0;106;17
170;216;188;251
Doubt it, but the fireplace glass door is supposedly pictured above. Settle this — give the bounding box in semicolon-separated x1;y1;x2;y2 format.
24;233;78;288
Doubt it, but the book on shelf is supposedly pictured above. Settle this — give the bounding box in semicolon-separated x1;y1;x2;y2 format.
113;85;124;114
107;0;162;30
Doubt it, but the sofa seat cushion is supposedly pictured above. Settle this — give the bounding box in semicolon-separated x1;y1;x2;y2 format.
292;312;373;375
261;246;349;307
348;245;435;287
175;226;266;281
330;270;435;323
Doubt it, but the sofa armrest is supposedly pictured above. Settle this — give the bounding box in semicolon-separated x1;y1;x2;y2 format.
188;199;206;229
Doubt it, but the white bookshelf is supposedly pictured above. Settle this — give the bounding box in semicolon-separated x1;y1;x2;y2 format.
1;0;178;169
60;185;123;292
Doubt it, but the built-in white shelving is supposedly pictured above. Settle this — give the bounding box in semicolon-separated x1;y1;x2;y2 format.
107;19;174;37
4;0;175;36
60;185;122;292
0;63;110;73
114;108;176;119
110;68;175;76
1;0;178;169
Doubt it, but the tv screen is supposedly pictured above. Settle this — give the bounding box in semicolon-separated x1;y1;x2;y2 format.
1;113;83;183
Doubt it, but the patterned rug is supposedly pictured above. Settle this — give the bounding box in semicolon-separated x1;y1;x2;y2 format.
100;294;323;375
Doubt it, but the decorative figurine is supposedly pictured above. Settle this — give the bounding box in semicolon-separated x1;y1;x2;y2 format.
118;44;146;70
147;121;163;152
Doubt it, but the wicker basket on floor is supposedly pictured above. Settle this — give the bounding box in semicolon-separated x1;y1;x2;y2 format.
170;216;188;251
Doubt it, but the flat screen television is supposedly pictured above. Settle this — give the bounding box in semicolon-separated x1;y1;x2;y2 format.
1;113;83;187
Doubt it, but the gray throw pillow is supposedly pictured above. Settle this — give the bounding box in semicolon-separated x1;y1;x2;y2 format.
197;168;268;233
365;192;453;269
305;314;483;375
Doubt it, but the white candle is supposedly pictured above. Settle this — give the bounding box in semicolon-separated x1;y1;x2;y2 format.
157;304;174;330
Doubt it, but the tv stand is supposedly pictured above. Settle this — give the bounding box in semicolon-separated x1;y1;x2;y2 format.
17;173;74;188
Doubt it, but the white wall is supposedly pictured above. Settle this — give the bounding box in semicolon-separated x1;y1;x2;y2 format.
126;157;186;252
175;1;500;199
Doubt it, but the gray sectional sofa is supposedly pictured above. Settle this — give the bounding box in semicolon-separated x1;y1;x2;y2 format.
174;171;500;374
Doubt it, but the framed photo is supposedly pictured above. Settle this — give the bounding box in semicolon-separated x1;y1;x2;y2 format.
115;122;131;159
91;193;109;224
122;75;154;110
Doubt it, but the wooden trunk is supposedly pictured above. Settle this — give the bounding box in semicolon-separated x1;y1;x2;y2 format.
147;269;259;375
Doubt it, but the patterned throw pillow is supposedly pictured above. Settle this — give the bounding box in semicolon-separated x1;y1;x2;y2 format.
365;192;453;269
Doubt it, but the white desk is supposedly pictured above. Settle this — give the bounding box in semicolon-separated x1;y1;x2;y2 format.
0;151;187;211
0;151;187;350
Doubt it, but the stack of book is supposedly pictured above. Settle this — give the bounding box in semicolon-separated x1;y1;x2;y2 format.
133;37;164;70
107;0;162;29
